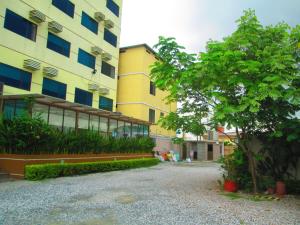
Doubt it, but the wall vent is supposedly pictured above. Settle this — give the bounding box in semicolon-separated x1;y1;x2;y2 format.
94;12;105;22
43;67;58;77
88;83;99;91
99;88;109;95
29;10;46;23
104;19;114;29
23;59;41;71
48;21;63;33
102;52;112;61
91;46;103;55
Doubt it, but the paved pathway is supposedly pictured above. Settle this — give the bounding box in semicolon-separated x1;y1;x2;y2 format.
0;162;299;225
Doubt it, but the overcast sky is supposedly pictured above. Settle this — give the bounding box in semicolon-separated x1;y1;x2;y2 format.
120;0;300;53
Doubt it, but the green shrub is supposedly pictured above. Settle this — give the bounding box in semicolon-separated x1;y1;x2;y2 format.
285;180;300;195
0;116;155;155
25;158;160;180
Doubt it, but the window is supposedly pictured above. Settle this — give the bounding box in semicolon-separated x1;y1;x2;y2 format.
160;112;164;118
63;110;76;132
149;109;155;123
74;88;93;106
32;103;49;123
0;63;31;91
101;61;115;78
49;106;63;131
100;117;108;134
78;49;96;69
42;78;67;99
99;96;113;111
104;28;117;47
109;119;118;137
150;81;156;95
143;125;149;136
81;12;98;34
78;113;89;130
89;115;99;132
4;9;37;41
47;32;71;57
106;0;119;17
52;0;75;18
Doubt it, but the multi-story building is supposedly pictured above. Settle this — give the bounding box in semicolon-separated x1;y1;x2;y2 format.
0;0;151;135
117;44;178;152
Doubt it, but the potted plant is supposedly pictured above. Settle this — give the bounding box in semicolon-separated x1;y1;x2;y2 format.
261;176;275;194
220;155;238;192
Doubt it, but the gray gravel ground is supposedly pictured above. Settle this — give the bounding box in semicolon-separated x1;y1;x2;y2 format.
0;162;299;225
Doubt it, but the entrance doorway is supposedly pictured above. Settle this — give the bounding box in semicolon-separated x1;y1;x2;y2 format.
193;151;198;160
207;144;213;160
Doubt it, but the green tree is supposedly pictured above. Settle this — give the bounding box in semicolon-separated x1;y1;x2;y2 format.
151;9;300;192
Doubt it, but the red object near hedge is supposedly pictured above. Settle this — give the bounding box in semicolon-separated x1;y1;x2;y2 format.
276;181;286;196
224;180;238;192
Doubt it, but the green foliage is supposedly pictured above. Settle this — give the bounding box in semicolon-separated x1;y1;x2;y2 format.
151;9;300;192
25;158;160;180
220;149;252;191
285;180;300;195
0;116;155;154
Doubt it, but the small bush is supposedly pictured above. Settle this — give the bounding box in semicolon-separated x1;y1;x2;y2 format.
25;158;160;180
285;180;300;195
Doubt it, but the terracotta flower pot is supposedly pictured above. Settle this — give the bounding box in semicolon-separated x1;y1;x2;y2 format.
224;180;238;192
276;181;286;196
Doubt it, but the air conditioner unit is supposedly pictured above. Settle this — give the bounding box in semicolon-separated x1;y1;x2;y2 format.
23;59;41;71
43;67;58;77
91;46;103;55
88;83;99;91
48;21;63;33
104;19;114;29
29;10;46;23
99;88;109;95
94;12;105;22
102;52;112;61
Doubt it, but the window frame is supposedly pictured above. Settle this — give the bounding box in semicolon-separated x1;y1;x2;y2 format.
42;77;67;100
81;11;98;34
99;96;113;112
104;28;117;47
52;0;75;18
101;61;115;79
0;63;32;91
74;88;93;106
78;48;96;69
47;32;71;57
4;9;37;41
150;81;156;96
149;108;155;123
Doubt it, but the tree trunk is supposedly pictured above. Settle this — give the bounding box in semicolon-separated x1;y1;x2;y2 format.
247;150;258;193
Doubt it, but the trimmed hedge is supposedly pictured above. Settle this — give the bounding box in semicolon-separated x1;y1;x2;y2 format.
25;158;160;180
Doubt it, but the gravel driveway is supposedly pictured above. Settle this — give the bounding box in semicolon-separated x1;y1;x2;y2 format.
0;162;299;225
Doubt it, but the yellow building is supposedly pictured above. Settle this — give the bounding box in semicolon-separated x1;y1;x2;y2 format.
118;44;178;152
0;0;122;111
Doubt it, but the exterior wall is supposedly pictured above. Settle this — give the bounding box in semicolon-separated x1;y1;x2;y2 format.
117;45;177;151
184;141;223;161
0;153;152;179
0;0;122;111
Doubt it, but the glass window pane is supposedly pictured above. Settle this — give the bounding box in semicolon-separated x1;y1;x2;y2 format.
74;88;93;106
78;49;96;69
106;0;119;17
32;103;49;122
4;9;37;41
3;100;15;119
101;61;115;78
117;121;125;137
99;96;113;111
0;63;32;91
124;122;131;137
47;32;71;57
138;124;144;136
89;115;99;132
78;113;89;130
52;0;75;18
49;106;63;131
132;124;138;137
63;110;75;132
100;117;108;134
109;119;118;137
42;77;67;99
14;100;28;117
104;28;117;47
143;125;149;136
81;12;98;34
